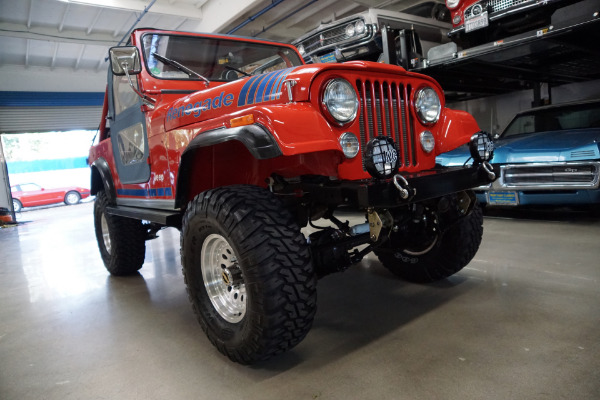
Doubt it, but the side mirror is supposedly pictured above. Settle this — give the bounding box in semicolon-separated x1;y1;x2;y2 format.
109;46;141;76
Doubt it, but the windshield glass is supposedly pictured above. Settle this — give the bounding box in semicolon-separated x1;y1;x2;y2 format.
501;101;600;139
141;33;303;81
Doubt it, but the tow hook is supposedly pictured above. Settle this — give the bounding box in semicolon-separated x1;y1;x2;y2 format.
481;161;496;180
393;174;416;200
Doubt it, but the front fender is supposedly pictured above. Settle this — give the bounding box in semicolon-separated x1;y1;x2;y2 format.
436;108;481;155
90;158;116;204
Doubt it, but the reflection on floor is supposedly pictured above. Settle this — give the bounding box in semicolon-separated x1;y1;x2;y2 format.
1;202;599;400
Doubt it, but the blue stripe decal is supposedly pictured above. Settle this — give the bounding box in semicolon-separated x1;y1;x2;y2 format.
246;73;270;105
271;69;292;101
237;75;261;107
237;67;297;106
117;187;173;197
256;70;278;104
262;70;286;102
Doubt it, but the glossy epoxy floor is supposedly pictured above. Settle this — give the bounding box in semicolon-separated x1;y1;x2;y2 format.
1;202;599;400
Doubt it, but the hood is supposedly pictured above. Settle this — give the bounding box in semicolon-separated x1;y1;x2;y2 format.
436;128;600;166
164;61;439;131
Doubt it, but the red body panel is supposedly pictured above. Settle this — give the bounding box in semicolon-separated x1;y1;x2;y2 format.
89;28;481;206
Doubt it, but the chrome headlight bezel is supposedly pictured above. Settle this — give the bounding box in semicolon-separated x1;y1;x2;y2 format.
322;78;359;125
414;87;441;125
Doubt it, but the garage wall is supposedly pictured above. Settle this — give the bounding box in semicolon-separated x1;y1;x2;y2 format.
0;91;104;134
449;79;600;135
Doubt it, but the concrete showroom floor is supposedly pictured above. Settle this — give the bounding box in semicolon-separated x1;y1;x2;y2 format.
1;200;599;400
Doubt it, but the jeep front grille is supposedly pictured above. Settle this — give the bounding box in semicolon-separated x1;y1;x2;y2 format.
500;162;600;189
465;0;533;19
356;79;417;170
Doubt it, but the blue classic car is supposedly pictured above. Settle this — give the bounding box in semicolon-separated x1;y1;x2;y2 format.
437;99;600;207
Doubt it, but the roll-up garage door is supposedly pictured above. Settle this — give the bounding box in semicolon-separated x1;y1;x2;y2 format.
0;91;104;133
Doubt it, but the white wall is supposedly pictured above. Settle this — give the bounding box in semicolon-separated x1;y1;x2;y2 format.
0;65;106;93
448;79;600;135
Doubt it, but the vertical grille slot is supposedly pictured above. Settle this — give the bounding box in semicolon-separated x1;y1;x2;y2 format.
357;79;416;170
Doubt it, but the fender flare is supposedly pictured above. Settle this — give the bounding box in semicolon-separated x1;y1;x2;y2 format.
175;123;282;208
90;158;117;204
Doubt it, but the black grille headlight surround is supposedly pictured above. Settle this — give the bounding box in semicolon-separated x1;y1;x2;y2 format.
322;78;359;125
339;132;360;158
469;131;494;162
365;136;400;179
414;87;441;125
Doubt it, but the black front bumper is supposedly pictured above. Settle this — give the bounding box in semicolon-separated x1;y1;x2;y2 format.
287;163;497;209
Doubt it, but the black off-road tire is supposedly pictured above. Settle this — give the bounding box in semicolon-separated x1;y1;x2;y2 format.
375;203;484;283
94;190;146;275
181;185;317;364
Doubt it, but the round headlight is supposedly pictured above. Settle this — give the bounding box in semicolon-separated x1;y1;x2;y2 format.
322;79;359;124
469;131;494;162
339;132;360;158
345;23;356;37
420;131;435;153
446;0;461;10
297;44;305;56
453;15;462;25
414;87;441;124
365;136;399;179
355;20;366;35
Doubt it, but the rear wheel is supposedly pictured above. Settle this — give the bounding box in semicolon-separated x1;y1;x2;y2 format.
181;185;317;364
375;196;484;283
64;191;81;205
94;191;146;275
12;199;22;213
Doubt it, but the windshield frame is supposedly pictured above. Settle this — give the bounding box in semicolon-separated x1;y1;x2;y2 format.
140;32;303;82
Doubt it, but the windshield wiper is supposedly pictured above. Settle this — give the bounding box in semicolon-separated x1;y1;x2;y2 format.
151;52;210;86
223;65;251;77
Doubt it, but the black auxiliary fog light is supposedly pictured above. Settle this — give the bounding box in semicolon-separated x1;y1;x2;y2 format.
469;131;494;163
365;136;400;179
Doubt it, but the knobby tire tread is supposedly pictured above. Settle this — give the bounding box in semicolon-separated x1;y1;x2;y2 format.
181;185;317;364
94;191;146;276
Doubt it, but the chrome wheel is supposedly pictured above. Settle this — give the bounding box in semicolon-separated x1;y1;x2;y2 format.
201;234;246;323
100;213;112;254
65;192;80;205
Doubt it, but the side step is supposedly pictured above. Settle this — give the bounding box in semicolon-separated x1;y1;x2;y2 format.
106;205;182;229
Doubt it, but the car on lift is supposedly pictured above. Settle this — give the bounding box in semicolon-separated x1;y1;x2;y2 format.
436;99;600;207
10;183;90;212
445;0;585;47
292;7;452;68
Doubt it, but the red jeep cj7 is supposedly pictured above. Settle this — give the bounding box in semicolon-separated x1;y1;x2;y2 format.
88;28;495;364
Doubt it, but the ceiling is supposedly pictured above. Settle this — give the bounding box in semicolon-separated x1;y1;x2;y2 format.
0;0;437;93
